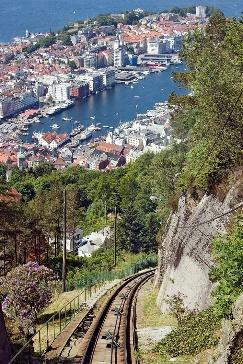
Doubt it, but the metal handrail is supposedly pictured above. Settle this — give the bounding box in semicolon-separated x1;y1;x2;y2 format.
8;258;157;363
8;285;95;364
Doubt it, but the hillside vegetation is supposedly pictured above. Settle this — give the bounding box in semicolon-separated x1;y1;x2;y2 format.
0;12;242;359
154;13;243;362
0;11;242;284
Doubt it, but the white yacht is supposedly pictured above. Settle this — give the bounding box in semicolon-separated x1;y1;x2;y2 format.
50;124;59;129
79;129;92;141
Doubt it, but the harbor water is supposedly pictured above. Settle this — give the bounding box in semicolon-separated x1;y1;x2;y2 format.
22;64;187;143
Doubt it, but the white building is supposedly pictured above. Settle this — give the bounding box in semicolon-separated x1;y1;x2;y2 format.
114;47;127;67
83;53;97;69
78;227;111;257
106;131;113;144
17;150;26;170
79;73;103;93
100;68;116;87
66;228;83;252
127;133;146;148
48;82;70;102
196;6;206;18
147;40;162;55
114;137;125;146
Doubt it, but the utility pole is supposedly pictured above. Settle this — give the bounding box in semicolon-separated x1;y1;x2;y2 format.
104;200;107;225
62;189;67;292
114;206;117;267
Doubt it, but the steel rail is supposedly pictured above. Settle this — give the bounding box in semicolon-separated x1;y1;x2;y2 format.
80;269;155;364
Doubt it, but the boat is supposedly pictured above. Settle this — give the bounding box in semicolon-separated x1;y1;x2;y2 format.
34;118;41;123
50;124;59;129
46;106;62;116
96;122;101;126
46;100;74;116
79;129;92;142
62;117;72;121
21;125;29;131
130;85;134;89
87;124;102;132
22;132;29;136
134;95;140;98
103;125;109;128
70;125;85;137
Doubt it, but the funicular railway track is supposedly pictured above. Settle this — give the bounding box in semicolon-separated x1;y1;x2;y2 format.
54;269;155;364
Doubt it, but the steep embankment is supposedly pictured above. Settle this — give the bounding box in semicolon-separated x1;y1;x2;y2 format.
155;175;243;313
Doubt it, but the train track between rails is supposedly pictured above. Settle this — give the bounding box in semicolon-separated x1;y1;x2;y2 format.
52;269;155;364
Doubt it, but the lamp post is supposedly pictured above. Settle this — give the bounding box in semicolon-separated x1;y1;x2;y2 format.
104;200;107;225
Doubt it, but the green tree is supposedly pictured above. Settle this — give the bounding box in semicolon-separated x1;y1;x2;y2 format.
96;14;117;27
172;15;243;190
33;162;54;177
14;181;35;201
61;33;72;46
68;60;77;70
0;164;6;181
210;214;243;317
118;203;146;253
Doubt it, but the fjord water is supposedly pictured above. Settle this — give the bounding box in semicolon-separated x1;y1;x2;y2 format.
0;0;241;42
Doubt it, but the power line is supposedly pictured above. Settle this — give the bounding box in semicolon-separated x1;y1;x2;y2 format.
158;202;243;269
176;202;243;229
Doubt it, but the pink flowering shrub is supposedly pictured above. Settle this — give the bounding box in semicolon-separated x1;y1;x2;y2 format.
2;262;56;332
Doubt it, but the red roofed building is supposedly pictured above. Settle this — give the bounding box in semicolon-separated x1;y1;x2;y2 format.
38;132;69;150
0;151;17;167
95;142;124;156
0;188;22;203
20;109;40;119
54;157;66;170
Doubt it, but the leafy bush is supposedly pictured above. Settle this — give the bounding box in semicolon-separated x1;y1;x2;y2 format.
66;249;157;290
157;309;220;357
210;214;243;317
1;262;56;333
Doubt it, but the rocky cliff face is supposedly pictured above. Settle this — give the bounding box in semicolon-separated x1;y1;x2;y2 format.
156;179;242;313
210;294;243;364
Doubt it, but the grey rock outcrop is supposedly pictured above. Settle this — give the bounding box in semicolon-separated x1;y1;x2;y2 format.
156;181;242;313
210;294;243;363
